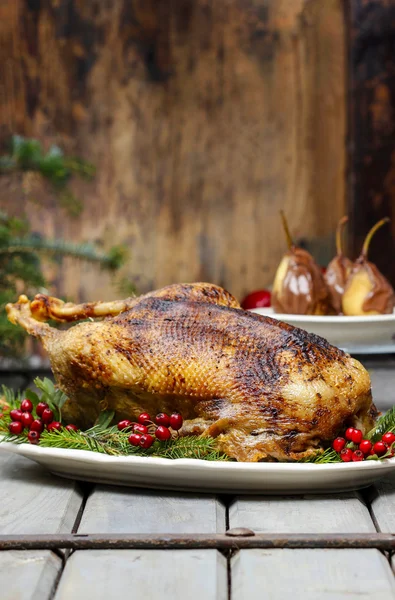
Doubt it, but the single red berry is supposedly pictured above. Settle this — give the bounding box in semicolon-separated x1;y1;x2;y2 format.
66;424;78;432
117;420;133;431
345;427;355;441
351;429;363;444
10;409;23;421
20;399;33;413
133;423;148;435
169;412;183;431
30;419;44;434
352;450;364;462
128;433;142;446
47;421;62;432
27;430;40;445
382;432;395;446
139;434;154;449
155;413;170;427
359;440;372;455
9;421;23;435
21;412;34;428
155;425;171;441
332;437;346;453
340;448;353;462
373;441;387;457
36;402;48;417
41;408;54;424
138;412;151;425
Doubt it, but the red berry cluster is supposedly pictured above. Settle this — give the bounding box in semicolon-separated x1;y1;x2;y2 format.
332;427;395;462
117;411;183;450
8;399;78;444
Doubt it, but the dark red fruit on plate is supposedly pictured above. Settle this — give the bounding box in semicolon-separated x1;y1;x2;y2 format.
332;437;346;453
345;427;355;441
21;412;34;428
30;419;44;434
27;430;40;445
139;434;154;449
155;413;170;427
128;433;141;446
21;399;33;413
133;424;148;435
36;402;49;417
382;432;395;446
117;420;133;431
41;408;54;424
359;440;372;455
138;412;151;425
352;450;364;462
351;429;363;444
47;421;62;432
241;290;271;310
340;448;353;462
155;425;171;441
65;424;78;432
9;421;23;435
169;413;183;431
373;441;387;456
10;409;23;421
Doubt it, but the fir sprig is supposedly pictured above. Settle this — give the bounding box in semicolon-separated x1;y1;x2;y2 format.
367;406;395;442
298;448;342;464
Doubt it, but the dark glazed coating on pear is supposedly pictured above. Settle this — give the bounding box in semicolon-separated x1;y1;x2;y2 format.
325;216;352;314
6;287;376;462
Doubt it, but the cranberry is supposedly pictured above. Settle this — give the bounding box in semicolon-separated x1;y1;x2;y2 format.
47;421;62;432
117;420;133;431
382;432;395;446
138;412;151;425
373;441;387;457
20;399;33;413
139;434;154;449
359;440;372;455
169;413;183;431
241;290;271;310
27;430;40;445
36;402;49;417
155;413;170;427
128;433;142;446
351;429;363;444
332;437;346;453
21;412;34;428
352;450;364;462
30;419;44;434
133;424;148;435
340;448;353;462
345;427;356;441
66;424;78;432
10;409;23;421
41;408;54;424
155;425;171;441
9;421;23;435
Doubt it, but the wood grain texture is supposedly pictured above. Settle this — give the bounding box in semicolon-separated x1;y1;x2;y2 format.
369;473;395;532
0;453;83;534
232;549;395;600
54;550;227;600
229;492;375;533
0;0;346;301
78;485;225;533
0;550;61;600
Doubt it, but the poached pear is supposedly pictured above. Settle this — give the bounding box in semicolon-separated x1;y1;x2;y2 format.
342;217;395;316
272;211;329;315
325;216;352;314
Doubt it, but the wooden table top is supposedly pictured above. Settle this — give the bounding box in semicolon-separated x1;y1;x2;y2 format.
1;356;395;600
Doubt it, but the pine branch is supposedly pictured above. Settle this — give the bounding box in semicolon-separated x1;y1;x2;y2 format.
367;407;395;442
297;448;342;464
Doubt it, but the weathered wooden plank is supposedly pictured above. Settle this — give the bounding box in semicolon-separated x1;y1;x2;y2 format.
369;473;395;532
54;550;226;600
78;485;225;533
0;453;83;534
229;492;375;533
232;549;395;599
0;550;61;600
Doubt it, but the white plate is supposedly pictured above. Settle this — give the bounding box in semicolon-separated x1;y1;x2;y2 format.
1;440;395;494
250;308;395;353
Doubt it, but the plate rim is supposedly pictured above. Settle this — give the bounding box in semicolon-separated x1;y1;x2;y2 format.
250;307;395;324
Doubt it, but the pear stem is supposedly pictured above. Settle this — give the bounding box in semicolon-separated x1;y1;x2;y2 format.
361;217;390;259
280;210;294;250
336;216;348;257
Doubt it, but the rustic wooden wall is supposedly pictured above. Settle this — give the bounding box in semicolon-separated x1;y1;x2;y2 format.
0;0;346;302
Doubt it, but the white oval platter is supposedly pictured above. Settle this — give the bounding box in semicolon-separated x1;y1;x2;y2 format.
1;440;395;494
250;307;395;353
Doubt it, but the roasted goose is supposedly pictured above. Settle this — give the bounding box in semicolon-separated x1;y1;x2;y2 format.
6;283;376;462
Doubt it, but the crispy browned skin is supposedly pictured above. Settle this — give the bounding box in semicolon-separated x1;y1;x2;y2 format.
6;287;376;461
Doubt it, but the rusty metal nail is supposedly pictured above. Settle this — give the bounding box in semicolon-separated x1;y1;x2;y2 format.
226;528;255;537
